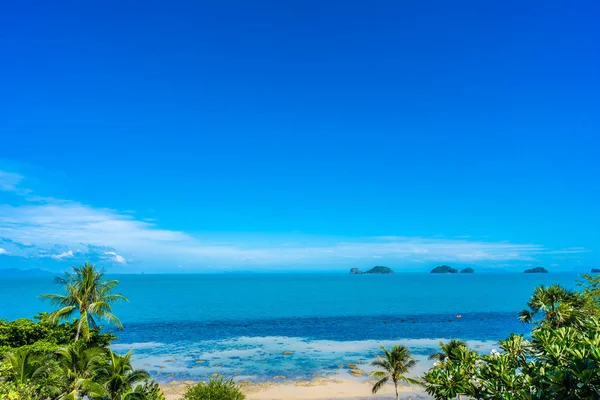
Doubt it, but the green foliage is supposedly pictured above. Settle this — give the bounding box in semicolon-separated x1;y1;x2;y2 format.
579;273;600;309
0;380;46;400
422;342;479;400
4;349;49;385
1;340;160;400
134;380;166;400
428;339;468;363
371;345;419;400
0;313;115;357
40;262;128;342
518;284;590;328
1;348;62;399
0;264;161;400
183;377;246;400
96;350;150;400
421;280;600;399
529;320;600;398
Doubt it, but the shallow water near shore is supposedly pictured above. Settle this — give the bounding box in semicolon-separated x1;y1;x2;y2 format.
0;272;582;381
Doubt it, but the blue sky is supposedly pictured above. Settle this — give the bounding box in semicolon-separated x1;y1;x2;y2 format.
0;1;598;272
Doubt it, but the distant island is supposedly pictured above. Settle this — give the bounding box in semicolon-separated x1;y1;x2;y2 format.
350;266;394;275
430;265;458;274
460;267;475;273
524;267;548;273
591;268;600;273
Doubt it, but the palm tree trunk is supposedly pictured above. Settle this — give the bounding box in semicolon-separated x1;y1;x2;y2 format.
75;320;81;341
395;382;399;400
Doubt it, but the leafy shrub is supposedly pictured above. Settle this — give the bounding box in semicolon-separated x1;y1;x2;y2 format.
421;277;600;399
136;380;167;400
0;313;115;356
183;377;245;400
0;381;45;400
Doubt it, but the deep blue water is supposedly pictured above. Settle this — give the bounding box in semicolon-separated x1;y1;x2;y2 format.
0;273;581;381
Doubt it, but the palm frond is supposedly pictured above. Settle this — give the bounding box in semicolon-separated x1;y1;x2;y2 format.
41;262;128;341
48;306;77;323
372;376;389;394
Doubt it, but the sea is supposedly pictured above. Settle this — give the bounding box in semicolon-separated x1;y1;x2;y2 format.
0;272;582;382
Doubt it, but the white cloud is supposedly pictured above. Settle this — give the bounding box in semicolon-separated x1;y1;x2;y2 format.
0;248;7;255
0;171;24;193
105;251;126;264
50;250;74;260
0;169;589;270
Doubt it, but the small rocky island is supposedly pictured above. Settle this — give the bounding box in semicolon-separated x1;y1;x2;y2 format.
524;267;548;273
350;266;394;274
460;267;475;273
591;268;600;273
430;265;458;274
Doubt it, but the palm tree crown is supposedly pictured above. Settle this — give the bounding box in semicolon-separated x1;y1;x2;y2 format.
518;284;587;328
55;343;108;399
428;339;468;363
40;262;128;341
4;350;49;385
371;345;419;400
96;350;150;400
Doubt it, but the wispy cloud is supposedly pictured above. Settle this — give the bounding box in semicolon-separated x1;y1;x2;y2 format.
0;171;24;193
0;248;7;255
105;251;126;264
0;169;589;270
50;250;74;260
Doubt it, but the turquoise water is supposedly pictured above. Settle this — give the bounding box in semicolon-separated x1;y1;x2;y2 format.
0;273;581;381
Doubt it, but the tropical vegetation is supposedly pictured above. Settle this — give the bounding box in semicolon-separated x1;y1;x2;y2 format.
420;273;600;399
427;339;468;363
0;263;165;400
40;262;128;342
182;377;245;400
370;345;419;400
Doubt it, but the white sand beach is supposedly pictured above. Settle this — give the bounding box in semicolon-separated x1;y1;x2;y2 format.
161;377;429;400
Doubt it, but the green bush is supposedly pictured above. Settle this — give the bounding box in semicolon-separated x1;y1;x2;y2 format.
183;377;245;400
0;381;45;400
421;275;600;399
0;313;115;356
136;380;167;400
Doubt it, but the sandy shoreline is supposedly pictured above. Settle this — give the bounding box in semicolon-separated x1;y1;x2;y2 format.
161;377;429;400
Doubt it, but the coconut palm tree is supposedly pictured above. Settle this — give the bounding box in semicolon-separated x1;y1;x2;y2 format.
428;339;468;363
96;350;150;400
371;345;419;400
40;262;128;341
518;284;587;328
3;350;62;399
4;350;50;386
55;343;108;399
